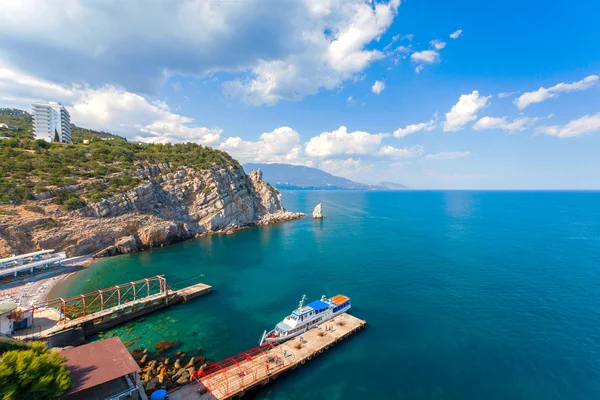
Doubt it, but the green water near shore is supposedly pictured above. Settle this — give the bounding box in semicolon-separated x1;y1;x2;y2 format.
52;191;600;399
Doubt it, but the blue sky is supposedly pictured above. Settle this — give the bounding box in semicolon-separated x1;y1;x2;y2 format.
1;0;599;189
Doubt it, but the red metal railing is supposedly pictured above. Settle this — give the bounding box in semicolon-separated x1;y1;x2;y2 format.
38;275;168;323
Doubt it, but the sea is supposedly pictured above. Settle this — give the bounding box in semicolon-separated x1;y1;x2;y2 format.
52;191;600;399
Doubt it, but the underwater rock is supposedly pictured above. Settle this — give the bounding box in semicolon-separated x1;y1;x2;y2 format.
155;340;181;353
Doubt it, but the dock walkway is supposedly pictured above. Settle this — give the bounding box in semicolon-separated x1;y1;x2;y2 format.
170;313;366;400
13;281;211;340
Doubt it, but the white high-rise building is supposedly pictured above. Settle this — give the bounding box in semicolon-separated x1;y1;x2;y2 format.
32;102;72;143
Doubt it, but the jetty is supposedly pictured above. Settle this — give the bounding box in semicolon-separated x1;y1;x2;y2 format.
170;313;366;400
0;249;67;279
13;275;211;344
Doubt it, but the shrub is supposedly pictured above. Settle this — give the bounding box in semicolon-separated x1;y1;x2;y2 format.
23;205;45;214
0;342;71;400
0;180;31;204
52;190;78;205
63;197;87;211
40;219;63;229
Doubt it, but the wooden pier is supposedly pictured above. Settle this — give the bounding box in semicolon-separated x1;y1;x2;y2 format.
171;313;366;400
13;277;211;343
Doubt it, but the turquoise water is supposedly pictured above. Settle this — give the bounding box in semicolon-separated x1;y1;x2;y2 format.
53;191;600;399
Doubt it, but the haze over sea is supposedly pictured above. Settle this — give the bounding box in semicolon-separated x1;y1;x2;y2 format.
54;191;600;399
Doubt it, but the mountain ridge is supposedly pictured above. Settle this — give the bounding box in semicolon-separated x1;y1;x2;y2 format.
243;163;406;190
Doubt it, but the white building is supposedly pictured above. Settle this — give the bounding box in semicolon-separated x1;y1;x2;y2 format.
0;303;33;335
32;101;72;143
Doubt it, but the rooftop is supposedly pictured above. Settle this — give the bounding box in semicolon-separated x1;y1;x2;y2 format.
0;302;18;315
60;337;140;396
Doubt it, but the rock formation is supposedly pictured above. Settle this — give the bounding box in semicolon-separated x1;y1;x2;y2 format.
312;203;324;219
0;165;303;258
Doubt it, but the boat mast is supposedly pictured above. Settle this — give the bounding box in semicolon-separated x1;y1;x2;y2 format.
299;294;307;309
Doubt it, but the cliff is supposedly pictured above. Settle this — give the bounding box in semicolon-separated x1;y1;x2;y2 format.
0;165;303;258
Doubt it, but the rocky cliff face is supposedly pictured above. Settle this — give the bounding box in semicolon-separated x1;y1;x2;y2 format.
0;165;303;258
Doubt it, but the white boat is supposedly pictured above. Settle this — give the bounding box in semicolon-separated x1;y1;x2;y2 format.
259;294;351;345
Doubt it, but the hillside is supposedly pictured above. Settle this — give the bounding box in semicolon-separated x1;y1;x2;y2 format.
377;181;408;190
0;109;34;140
243;163;384;190
0;109;125;143
0;128;302;258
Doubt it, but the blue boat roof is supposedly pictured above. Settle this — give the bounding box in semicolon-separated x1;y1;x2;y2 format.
307;300;329;311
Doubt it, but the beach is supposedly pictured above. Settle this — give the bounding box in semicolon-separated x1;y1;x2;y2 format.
0;260;91;308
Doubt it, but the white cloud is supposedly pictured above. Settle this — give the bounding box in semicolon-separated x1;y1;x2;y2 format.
537;113;600;138
410;50;440;73
393;118;436;138
0;63;225;145
410;50;440;64
346;96;356;104
498;90;519;99
473;116;533;133
222;0;401;105
378;145;423;158
371;80;385;95
514;75;599;110
443;90;491;132
449;29;462;39
0;0;401;106
425;151;470;160
319;158;371;178
219;127;302;163
401;34;414;41
430;40;446;50
305;126;388;158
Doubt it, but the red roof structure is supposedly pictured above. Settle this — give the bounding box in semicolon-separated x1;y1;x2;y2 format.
60;337;140;397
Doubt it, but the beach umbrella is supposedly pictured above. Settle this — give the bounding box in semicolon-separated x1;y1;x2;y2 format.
150;389;168;400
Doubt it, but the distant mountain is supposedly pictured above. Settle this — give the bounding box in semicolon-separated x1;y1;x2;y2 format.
377;181;409;190
243;163;384;190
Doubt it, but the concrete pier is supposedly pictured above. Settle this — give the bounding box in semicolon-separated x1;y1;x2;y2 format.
170;313;366;400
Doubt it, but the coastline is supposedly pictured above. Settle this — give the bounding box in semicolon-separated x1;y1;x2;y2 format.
36;213;303;300
0;263;88;307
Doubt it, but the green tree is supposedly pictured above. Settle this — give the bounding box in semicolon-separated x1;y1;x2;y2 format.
0;343;71;400
53;128;60;143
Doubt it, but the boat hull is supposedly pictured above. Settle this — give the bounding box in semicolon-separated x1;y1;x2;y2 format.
260;304;350;345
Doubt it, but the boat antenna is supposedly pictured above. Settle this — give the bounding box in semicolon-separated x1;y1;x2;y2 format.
299;294;306;309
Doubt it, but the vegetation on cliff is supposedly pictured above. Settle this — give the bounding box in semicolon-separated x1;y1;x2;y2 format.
0;110;241;206
0;340;71;400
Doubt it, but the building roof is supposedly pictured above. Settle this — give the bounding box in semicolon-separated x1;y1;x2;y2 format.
0;249;54;264
0;302;18;315
60;337;140;396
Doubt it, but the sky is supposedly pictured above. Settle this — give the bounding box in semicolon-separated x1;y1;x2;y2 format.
1;0;599;189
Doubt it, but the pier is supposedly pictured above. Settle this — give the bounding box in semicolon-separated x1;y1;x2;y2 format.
13;276;211;343
171;313;366;400
0;249;67;279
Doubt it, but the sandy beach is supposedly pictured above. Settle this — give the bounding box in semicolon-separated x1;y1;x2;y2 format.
0;259;91;308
